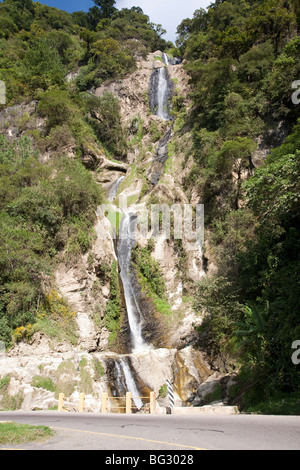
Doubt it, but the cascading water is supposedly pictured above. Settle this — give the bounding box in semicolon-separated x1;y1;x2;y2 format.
163;52;169;66
149;53;172;121
157;66;170;120
111;357;143;410
104;53;178;409
104;209;149;409
120;357;143;409
108;175;125;202
106;210;149;409
117;211;149;353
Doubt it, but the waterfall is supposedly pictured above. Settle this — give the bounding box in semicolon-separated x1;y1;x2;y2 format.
119;357;143;410
157;66;170;120
109;357;143;410
149;53;172;121
163;53;169;66
117;211;148;353
108;175;125;202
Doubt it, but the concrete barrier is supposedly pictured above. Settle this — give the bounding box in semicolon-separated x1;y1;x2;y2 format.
171;405;239;415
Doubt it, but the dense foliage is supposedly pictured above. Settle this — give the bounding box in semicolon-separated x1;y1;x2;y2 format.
0;0;169;105
178;0;300;409
0;135;102;345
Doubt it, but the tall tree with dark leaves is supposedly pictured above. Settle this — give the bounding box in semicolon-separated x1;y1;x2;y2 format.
87;0;117;30
94;0;116;18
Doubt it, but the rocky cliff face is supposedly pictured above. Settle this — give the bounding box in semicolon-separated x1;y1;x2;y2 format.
0;51;233;412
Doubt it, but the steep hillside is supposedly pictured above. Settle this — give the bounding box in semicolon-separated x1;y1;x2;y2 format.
0;0;218;412
0;0;299;415
177;0;300;413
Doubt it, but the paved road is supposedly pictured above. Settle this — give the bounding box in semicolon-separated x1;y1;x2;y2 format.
0;411;299;451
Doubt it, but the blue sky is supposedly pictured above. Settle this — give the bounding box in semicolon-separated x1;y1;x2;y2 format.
38;0;212;43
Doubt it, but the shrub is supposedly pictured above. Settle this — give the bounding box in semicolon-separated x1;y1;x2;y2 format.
87;92;127;158
104;261;121;344
37;90;75;130
24;36;66;91
132;241;166;299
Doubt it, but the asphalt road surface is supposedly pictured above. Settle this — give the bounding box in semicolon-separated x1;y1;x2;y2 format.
0;411;299;451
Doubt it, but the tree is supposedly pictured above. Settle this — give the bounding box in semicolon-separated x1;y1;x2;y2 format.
291;0;300;32
246;0;296;55
150;23;166;38
193;276;246;359
234;305;266;364
0;0;34;30
93;0;116;18
37;90;75;129
245;152;300;221
24;36;66;90
87;0;116;29
176;17;193;48
6;0;34;14
87;92;127;158
238;41;274;82
236;151;300;390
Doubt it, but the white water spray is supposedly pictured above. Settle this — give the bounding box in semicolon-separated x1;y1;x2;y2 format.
120;357;143;409
157;66;170;120
117;211;149;352
108;175;125;202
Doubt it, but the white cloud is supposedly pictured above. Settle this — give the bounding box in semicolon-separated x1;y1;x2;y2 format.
115;0;211;43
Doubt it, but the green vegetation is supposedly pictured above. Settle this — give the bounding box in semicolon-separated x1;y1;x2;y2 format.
33;290;79;345
0;374;24;410
158;383;168;398
87;92;127;158
0;135;101;347
79;357;94;394
92;357;106;379
0;422;54;445
132;241;172;318
31;376;56;392
0;0;169;106
104;260;122;345
178;0;300;412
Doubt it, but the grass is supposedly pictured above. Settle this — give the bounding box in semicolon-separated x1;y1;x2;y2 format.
0;422;54;445
243;392;300;415
152;295;172;318
31;376;56;392
228;367;300;415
